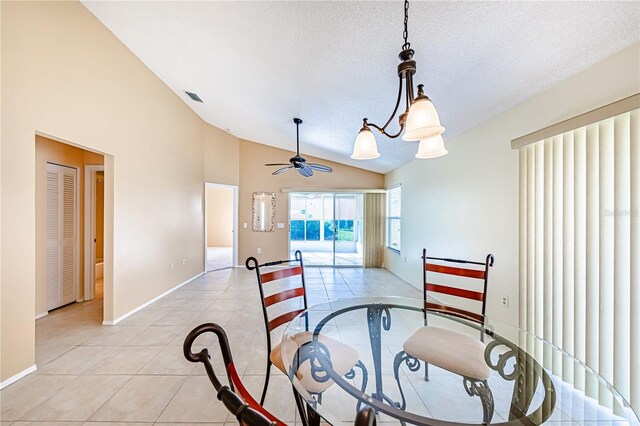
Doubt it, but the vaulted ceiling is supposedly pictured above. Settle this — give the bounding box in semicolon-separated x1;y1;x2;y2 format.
82;1;639;173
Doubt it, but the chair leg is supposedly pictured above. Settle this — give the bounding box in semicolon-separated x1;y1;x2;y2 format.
259;360;272;405
463;378;494;424
424;361;430;382
392;351;420;411
293;386;309;426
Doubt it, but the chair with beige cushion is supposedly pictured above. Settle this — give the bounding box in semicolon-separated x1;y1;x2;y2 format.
246;250;363;405
393;249;495;424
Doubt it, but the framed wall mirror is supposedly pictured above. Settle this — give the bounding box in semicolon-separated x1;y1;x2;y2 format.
252;192;276;232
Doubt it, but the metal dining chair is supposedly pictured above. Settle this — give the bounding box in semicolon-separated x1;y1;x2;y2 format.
246;250;363;405
393;249;495;424
184;322;377;426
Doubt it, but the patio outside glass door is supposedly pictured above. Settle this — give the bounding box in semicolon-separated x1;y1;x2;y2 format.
289;192;363;267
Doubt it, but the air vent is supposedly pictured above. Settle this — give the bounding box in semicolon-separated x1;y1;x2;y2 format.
185;91;203;103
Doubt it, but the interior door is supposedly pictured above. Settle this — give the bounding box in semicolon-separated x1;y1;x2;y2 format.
47;163;78;310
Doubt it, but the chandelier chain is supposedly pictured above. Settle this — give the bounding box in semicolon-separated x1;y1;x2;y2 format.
402;0;410;50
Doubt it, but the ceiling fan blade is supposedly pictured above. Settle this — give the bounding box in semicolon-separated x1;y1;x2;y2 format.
298;165;313;177
265;163;291;166
272;166;293;175
307;163;333;173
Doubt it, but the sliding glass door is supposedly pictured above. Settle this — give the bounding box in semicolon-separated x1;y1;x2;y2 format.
289;192;363;267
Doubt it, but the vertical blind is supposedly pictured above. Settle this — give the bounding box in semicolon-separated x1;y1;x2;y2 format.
518;108;639;413
387;186;401;251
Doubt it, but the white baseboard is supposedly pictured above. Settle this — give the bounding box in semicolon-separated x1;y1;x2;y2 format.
102;271;205;325
35;312;48;320
0;364;37;389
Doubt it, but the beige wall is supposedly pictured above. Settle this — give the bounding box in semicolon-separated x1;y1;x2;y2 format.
384;43;640;326
1;1;223;382
35;136;104;316
204;125;240;187
238;139;384;263
2;0;378;383
206;186;234;247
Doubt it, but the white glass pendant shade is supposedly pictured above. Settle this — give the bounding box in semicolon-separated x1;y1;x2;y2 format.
402;97;445;141
351;128;380;159
415;134;448;159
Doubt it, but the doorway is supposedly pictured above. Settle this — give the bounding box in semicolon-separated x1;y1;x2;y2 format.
84;165;104;301
204;183;238;271
288;192;364;267
36;134;106;322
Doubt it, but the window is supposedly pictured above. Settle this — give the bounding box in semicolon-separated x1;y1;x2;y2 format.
516;104;639;412
386;186;401;252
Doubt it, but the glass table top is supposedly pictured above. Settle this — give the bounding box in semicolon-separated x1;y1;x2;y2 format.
281;296;639;425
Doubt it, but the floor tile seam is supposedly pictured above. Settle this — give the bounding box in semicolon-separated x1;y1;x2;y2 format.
35;345;76;370
405;372;448;419
152;375;190;424
17;373;134;423
129;319;191;375
318;280;330;300
402;372;504;421
85;324;151;347
0;374;80;422
131;346;166;376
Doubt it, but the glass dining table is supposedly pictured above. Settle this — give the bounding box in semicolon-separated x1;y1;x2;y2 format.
280;296;639;425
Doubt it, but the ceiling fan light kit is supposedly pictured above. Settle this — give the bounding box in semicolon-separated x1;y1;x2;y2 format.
351;0;447;161
265;118;333;178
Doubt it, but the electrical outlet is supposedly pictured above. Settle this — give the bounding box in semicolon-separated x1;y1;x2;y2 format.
404;256;407;263
182;257;186;265
257;248;262;254
501;295;509;308
170;263;174;271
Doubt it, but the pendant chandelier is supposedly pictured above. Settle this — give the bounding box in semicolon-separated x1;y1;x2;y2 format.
351;0;447;160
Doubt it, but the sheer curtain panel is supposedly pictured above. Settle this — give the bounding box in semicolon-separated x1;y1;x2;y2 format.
364;193;386;268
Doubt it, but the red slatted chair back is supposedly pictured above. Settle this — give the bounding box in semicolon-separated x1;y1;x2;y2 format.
246;250;307;352
423;249;494;325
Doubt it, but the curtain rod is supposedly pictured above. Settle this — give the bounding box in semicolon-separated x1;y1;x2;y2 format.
511;93;639;150
280;188;386;194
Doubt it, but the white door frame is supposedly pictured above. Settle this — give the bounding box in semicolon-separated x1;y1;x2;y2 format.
84;164;104;300
204;182;238;270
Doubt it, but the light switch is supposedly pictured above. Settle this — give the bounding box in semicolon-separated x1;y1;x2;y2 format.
277;223;285;229
243;223;248;228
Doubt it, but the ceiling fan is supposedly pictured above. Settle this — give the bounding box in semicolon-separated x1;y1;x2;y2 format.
265;118;333;177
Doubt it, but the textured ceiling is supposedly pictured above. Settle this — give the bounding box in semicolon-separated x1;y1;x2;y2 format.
82;1;639;173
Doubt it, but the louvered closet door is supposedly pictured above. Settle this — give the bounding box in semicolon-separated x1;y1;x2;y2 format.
47;163;78;310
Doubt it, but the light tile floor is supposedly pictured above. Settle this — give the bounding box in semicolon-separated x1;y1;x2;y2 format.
1;268;631;425
206;247;233;271
0;267;421;426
